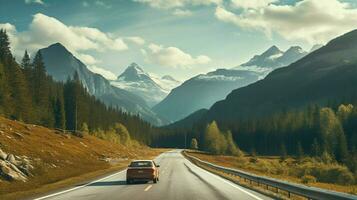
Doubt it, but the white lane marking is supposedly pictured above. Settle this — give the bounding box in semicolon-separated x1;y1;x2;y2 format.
185;158;264;200
34;170;126;200
144;185;153;192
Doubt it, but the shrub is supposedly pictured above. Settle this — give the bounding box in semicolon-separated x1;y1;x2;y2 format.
302;175;317;184
190;138;198;150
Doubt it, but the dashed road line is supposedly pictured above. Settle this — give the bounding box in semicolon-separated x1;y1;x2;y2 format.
144;185;153;191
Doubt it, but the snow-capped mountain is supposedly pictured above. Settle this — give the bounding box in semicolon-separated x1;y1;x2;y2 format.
111;63;181;107
236;45;308;72
154;45;309;124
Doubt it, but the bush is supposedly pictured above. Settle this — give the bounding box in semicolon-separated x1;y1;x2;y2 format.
302;175;317;184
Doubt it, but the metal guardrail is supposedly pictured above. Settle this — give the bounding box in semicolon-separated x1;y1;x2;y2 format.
183;151;357;200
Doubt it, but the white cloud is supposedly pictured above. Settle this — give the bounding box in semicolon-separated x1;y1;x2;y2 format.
76;53;100;65
25;0;45;5
230;0;277;9
133;0;222;9
173;9;193;16
87;65;117;80
0;13;128;57
215;0;357;44
125;36;146;45
142;43;211;68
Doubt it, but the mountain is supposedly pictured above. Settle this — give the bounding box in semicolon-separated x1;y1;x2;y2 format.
153;68;262;123
238;45;308;70
111;63;181;107
205;29;357;122
39;43;165;125
154;45;308;124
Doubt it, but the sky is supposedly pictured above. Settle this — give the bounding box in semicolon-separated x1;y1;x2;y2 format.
1;0;357;81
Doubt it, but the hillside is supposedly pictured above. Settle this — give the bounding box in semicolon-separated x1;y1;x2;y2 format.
0;116;164;200
207;29;357;122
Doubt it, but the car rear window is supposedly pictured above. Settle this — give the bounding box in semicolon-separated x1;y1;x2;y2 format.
129;161;153;167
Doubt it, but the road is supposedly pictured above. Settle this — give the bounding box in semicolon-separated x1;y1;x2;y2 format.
35;150;272;200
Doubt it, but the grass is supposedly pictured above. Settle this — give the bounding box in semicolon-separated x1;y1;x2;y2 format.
0;116;166;200
187;151;357;196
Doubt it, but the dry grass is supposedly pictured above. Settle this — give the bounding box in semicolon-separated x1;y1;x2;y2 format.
0;116;166;200
187;151;357;196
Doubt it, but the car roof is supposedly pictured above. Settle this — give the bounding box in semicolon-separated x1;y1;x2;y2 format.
131;160;153;162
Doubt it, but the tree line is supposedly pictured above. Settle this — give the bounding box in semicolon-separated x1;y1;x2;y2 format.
0;29;155;144
154;103;357;173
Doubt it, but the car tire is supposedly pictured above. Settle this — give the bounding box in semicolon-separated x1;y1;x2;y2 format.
153;178;157;184
126;179;131;184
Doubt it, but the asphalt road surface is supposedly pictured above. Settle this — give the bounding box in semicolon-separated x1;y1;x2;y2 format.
35;150;272;200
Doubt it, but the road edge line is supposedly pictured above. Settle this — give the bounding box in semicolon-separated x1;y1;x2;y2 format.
33;169;126;200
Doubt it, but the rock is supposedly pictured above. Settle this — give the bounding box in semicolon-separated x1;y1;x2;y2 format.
25;125;31;131
6;154;16;164
0;149;7;160
0;160;27;182
13;132;24;139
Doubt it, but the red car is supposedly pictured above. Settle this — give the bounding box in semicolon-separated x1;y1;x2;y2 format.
126;160;160;184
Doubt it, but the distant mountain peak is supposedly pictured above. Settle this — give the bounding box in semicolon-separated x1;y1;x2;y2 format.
240;44;307;69
44;42;72;56
162;75;178;82
117;63;149;81
263;45;283;56
282;46;306;56
127;62;144;72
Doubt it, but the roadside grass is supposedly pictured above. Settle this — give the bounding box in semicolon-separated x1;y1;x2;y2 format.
187;151;357;196
0;116;166;200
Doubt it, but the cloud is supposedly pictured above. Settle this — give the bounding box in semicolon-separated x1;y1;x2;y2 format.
76;53;100;65
215;0;357;44
25;0;45;5
133;0;222;9
87;65;117;80
125;36;146;45
0;13;128;57
142;43;211;68
173;9;193;16
230;0;277;9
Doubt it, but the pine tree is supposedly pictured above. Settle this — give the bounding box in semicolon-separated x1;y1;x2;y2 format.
311;138;321;157
32;51;51;124
21;50;31;69
280;143;287;160
335;131;349;162
297;142;304;159
0;29;12;63
54;96;66;130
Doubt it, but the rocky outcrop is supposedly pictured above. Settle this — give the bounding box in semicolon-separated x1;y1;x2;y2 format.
0;148;33;182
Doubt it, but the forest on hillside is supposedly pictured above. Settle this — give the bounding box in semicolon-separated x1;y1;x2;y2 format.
0;29;155;144
154;103;357;178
